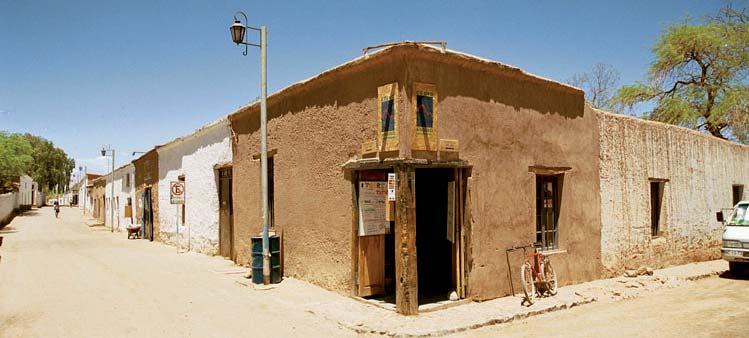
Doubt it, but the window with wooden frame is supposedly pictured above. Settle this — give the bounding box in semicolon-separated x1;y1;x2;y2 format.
536;175;561;251
650;180;665;237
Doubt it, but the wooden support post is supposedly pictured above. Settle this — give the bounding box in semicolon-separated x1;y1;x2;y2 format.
395;165;418;315
350;171;360;296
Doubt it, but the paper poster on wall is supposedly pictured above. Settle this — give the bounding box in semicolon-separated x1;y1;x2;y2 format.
358;181;389;236
377;83;399;152
412;83;438;151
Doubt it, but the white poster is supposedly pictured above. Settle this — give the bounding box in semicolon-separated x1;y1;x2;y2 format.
387;173;397;201
358;181;389;236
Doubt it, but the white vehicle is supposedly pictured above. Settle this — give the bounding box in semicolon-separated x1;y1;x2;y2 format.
718;201;749;273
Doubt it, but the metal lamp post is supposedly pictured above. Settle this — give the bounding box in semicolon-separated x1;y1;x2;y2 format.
101;146;115;233
230;11;270;285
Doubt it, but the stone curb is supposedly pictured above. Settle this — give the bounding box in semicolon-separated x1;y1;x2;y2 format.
337;297;597;337
327;264;728;337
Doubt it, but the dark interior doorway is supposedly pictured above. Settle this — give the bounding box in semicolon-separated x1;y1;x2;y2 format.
415;168;454;304
218;168;234;259
143;187;154;241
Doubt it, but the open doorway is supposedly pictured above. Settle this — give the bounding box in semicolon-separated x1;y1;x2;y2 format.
416;168;455;304
142;187;154;241
218;167;234;259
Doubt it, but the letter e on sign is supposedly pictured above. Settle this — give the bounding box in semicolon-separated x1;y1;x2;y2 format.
170;181;185;204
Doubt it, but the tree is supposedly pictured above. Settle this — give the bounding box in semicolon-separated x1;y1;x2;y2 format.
567;63;621;112
0;131;75;194
613;3;749;143
0;132;34;193
22;133;76;194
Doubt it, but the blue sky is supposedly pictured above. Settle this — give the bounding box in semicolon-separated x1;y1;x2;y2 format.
1;0;723;175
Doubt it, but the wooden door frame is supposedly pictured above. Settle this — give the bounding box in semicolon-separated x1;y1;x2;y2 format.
347;162;471;315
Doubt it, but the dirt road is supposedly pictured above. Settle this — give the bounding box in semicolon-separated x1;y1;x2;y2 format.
0;207;351;338
2;208;747;338
454;272;749;337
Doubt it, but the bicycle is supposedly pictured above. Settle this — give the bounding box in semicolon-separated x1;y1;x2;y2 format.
509;243;558;305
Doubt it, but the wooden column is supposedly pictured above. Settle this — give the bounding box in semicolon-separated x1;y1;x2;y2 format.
395;164;418;315
350;171;359;296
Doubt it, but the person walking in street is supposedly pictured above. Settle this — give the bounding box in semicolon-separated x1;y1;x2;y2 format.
54;201;60;218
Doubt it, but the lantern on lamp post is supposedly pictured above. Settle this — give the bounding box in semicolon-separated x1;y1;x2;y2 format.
229;11;271;285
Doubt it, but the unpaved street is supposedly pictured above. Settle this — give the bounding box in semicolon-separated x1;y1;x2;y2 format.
0;208;351;338
455;272;749;337
2;208;748;338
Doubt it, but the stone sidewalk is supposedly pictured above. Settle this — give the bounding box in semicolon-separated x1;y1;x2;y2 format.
230;260;728;337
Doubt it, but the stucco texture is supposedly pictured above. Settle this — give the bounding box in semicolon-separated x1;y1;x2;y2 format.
228;44;603;299
156;120;232;256
598;110;749;275
229;50;409;293
404;52;602;301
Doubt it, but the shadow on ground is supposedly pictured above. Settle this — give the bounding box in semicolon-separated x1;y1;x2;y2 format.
718;270;749;281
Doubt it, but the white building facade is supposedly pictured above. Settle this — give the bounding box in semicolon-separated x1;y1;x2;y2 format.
18;175;33;209
104;164;136;231
156;119;232;255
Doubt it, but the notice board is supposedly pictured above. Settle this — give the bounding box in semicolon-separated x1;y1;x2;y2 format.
358;181;389;236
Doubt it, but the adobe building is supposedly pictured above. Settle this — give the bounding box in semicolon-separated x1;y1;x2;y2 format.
133;149;160;241
597;111;749;275
156;118;233;255
77;173;102;214
227;42;604;314
104;163;136;231
90;176;106;224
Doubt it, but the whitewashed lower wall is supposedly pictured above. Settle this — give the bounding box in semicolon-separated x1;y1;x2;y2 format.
0;192;19;225
598;111;749;275
157;121;231;255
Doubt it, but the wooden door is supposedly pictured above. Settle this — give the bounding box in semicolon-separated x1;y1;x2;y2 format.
218;168;233;259
355;170;388;297
358;235;385;296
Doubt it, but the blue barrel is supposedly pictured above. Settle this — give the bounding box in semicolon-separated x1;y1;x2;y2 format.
251;235;281;284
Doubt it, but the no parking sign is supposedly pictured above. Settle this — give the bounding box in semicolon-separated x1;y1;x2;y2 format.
170;181;185;204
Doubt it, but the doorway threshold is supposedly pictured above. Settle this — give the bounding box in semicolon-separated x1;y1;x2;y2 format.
353;295;471;314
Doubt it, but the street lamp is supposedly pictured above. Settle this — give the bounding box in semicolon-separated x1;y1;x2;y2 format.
229;11;271;285
101;146;115;233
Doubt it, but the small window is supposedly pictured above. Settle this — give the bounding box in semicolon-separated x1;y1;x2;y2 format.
650;181;665;237
125;173;131;188
733;185;744;206
536;175;560;250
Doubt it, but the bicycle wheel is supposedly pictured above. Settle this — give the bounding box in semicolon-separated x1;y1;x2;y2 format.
543;258;558;296
520;261;536;303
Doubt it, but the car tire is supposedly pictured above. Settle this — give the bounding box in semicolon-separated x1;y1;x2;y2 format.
729;261;747;274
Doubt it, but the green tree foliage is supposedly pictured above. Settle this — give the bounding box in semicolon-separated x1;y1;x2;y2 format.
0;132;34;193
614;4;749;143
0;132;75;194
22;133;76;195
